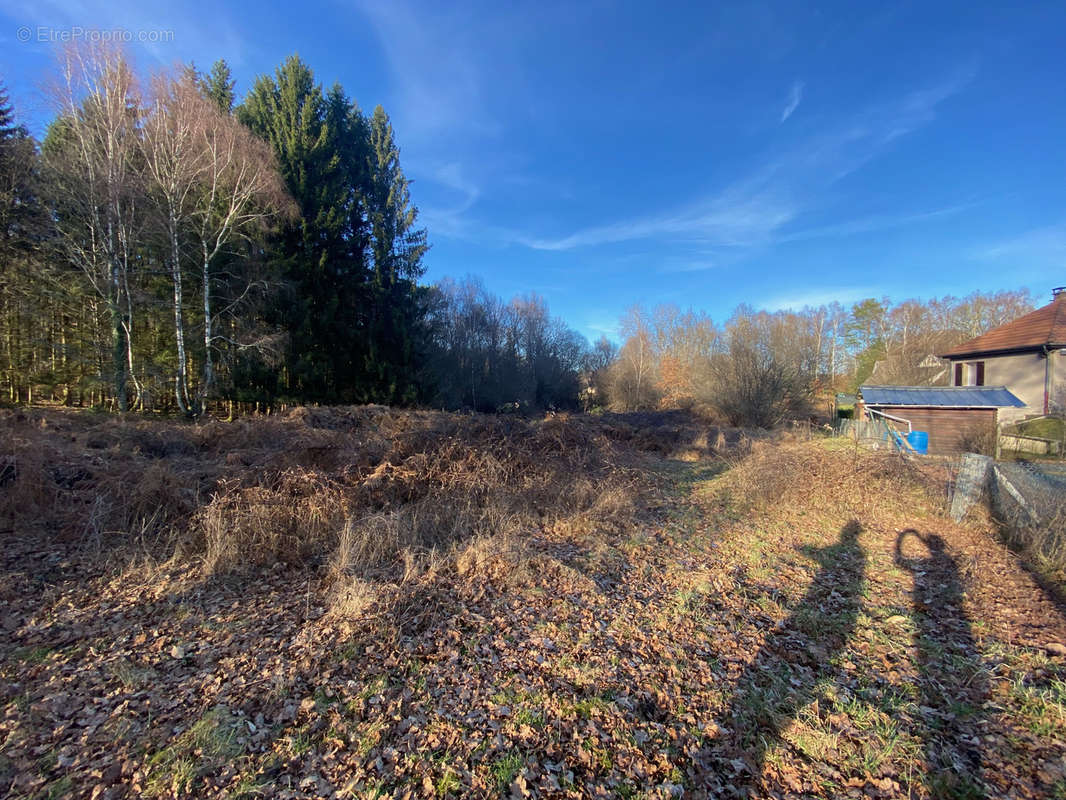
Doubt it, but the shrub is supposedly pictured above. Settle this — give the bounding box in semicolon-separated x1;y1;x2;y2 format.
958;423;997;456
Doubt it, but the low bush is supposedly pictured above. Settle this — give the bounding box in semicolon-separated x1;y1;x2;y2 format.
958;423;998;456
0;406;733;582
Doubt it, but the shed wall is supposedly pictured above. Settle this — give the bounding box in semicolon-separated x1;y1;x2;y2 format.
871;406;996;456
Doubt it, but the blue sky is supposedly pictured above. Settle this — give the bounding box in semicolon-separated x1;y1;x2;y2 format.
1;0;1064;342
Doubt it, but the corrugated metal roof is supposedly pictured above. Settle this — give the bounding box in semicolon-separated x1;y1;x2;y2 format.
859;385;1026;408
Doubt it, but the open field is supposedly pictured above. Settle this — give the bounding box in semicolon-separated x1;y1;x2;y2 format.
2;408;1065;799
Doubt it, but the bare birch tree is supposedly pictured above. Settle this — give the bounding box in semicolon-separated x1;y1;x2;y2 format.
607;306;659;411
142;70;212;414
43;43;143;410
186;101;291;407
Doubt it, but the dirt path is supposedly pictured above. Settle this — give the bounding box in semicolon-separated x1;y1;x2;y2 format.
2;442;1065;799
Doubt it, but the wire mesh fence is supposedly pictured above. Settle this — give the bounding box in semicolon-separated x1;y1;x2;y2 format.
951;454;1066;572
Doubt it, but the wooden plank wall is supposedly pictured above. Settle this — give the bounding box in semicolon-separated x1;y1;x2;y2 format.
870;406;996;455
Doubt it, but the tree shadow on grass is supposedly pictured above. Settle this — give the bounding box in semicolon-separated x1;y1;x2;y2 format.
895;529;988;799
705;519;866;795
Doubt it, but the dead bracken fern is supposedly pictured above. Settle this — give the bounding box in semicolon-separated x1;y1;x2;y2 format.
0;406;732;587
708;438;950;526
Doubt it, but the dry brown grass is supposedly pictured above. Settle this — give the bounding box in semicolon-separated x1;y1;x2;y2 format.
709;437;952;526
0;407;737;597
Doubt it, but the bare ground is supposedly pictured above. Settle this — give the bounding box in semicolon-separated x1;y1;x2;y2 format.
1;409;1065;799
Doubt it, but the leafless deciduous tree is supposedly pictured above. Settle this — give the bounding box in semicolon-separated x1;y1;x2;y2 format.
143;67;292;412
709;311;813;427
187;88;291;407
44;42;143;410
142;70;212;414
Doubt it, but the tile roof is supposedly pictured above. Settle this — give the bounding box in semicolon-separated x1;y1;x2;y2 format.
941;294;1066;357
859;385;1025;408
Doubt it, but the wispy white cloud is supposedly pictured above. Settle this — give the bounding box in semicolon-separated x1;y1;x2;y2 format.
779;201;978;243
971;222;1066;264
517;182;795;251
418;161;483;238
780;80;804;123
761;286;877;312
657;259;721;274
353;0;500;146
353;0;531;249
513;66;975;254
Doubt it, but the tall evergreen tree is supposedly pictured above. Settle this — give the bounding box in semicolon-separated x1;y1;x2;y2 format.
0;81;39;258
239;56;366;402
0;82;20;137
364;105;429;403
202;59;236;115
0;81;48;405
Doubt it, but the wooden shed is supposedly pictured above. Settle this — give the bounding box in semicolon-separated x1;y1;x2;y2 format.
857;385;1025;456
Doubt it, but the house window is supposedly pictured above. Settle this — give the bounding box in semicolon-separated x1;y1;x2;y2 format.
954;361;985;386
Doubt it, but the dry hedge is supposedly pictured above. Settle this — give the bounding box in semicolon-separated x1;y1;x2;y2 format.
710;438;951;526
0;406;730;578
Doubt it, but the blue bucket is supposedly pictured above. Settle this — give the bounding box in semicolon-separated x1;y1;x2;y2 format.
906;431;929;455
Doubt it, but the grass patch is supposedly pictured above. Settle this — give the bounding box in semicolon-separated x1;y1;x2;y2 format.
490;751;524;792
13;646;52;665
1011;678;1066;738
144;706;246;798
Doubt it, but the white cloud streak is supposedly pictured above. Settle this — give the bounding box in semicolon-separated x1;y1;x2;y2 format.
780;80;804;123
353;0;499;146
778;202;978;243
515;65;976;254
761;286;877;312
972;222;1066;264
417;161;483;238
516;181;795;251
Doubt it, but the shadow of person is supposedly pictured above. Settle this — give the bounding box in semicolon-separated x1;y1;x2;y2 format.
706;520;866;795
895;529;987;798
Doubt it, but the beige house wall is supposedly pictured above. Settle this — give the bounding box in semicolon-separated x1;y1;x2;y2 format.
952;351;1061;424
1053;349;1066;415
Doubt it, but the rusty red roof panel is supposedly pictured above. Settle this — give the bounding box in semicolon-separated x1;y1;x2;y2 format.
941;295;1066;357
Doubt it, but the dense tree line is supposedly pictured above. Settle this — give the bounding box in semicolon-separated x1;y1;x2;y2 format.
0;46;599;414
0;46;1039;422
426;278;591;412
601;290;1034;425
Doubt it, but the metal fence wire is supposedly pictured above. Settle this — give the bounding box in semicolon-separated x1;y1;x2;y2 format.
951;454;1066;569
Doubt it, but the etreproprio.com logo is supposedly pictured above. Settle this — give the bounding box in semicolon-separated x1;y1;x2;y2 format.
16;26;175;43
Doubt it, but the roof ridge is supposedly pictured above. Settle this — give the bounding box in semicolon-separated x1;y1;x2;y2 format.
1054;294;1066;336
860;384;1012;390
940;296;1064;357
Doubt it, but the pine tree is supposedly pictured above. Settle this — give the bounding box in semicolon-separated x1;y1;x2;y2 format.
203;59;236;115
0;82;22;139
367;105;428;284
0;81;32;248
0;81;40;404
239;56;366;402
364;105;429;403
237;58;431;406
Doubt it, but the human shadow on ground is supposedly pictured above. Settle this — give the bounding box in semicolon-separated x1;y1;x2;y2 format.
702;520;866;794
895;529;988;799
